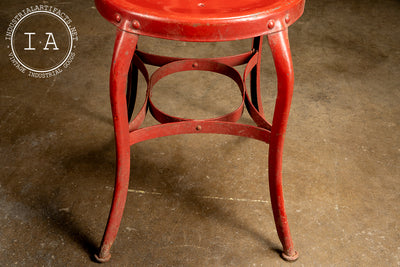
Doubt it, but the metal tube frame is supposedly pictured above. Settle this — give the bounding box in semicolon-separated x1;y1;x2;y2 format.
95;27;298;262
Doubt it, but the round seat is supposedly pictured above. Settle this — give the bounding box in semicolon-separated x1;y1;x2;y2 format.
95;0;305;41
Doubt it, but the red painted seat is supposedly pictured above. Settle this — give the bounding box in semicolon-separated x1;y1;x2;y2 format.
96;0;305;41
94;0;305;263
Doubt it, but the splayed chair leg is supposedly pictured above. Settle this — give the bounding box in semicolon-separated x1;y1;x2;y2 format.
250;36;265;115
95;29;138;263
267;29;299;262
126;59;139;122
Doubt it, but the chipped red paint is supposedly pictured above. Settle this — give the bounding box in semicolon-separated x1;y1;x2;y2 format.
94;0;305;263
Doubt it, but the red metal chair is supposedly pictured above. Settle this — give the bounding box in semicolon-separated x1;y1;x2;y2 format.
94;0;305;262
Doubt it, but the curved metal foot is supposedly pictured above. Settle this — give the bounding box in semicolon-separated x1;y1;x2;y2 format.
94;252;112;263
267;28;298;259
281;250;299;262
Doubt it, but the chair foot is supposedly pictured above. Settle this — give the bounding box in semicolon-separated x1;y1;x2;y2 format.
281;250;299;262
94;252;111;263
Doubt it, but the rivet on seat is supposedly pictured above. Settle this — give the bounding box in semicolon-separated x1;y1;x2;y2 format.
132;20;140;29
115;14;121;23
268;20;275;29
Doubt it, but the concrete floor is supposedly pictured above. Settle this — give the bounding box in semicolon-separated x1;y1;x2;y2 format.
1;0;399;266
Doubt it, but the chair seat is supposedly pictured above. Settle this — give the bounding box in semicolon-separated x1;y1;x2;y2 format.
95;0;305;41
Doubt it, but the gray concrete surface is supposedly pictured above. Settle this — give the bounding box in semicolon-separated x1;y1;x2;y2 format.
1;0;399;266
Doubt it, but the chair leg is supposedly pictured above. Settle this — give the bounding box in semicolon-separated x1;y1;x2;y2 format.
127;60;139;122
95;29;138;263
267;29;299;262
250;36;264;115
